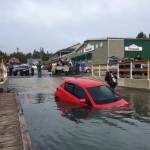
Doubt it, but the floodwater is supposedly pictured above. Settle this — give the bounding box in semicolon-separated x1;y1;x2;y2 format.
8;73;150;150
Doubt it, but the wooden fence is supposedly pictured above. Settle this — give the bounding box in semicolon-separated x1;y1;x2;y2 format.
92;60;150;80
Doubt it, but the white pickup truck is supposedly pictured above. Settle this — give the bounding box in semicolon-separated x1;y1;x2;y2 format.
52;65;70;75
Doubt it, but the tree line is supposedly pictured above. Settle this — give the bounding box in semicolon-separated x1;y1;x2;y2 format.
0;48;53;63
0;32;149;63
136;32;150;39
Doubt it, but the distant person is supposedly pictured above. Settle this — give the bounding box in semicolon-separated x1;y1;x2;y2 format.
8;62;13;76
75;62;80;74
48;64;53;76
105;71;117;92
134;53;142;74
48;64;52;72
69;60;73;74
31;66;34;76
37;61;42;77
135;53;142;61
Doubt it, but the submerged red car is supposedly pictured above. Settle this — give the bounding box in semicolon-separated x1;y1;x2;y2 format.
55;78;129;109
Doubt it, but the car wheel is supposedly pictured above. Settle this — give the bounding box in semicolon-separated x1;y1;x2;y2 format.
86;69;91;73
20;71;23;76
26;71;29;76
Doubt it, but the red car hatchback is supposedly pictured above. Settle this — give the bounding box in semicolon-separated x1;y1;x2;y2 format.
55;78;129;109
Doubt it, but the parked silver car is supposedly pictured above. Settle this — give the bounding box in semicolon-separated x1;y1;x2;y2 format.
13;64;32;76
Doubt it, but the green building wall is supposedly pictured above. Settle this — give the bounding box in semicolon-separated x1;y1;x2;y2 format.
124;39;150;60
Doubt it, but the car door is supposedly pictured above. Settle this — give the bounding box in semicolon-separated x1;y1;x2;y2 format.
73;85;91;106
62;82;84;105
61;82;77;103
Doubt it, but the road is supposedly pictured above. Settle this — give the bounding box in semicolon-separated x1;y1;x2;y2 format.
7;72;150;150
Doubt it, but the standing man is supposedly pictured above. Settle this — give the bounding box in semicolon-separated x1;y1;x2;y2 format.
75;62;80;74
8;62;13;76
37;61;42;77
31;66;34;76
105;71;117;92
134;53;142;75
135;53;142;61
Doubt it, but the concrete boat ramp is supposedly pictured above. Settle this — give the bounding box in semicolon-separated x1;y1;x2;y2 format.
0;93;33;150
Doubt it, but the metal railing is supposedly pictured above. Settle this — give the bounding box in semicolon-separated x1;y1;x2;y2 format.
92;60;150;80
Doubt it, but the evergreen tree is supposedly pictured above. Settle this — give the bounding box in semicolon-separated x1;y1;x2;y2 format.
136;32;147;38
0;49;52;63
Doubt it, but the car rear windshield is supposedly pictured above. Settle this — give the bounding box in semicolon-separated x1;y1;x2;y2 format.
87;85;121;104
20;65;29;68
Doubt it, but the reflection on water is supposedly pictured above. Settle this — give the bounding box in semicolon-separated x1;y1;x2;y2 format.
119;87;150;118
56;101;91;123
35;93;45;104
9;76;150;150
18;92;150;150
55;100;150;125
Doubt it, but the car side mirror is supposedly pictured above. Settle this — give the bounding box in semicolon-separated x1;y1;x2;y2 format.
80;98;86;104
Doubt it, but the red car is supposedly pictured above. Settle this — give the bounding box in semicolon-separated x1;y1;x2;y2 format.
55;78;129;109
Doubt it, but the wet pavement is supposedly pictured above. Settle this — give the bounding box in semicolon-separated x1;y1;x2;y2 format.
8;73;150;150
0;93;23;150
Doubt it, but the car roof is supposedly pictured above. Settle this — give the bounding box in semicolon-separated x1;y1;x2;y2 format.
64;77;104;88
20;64;29;66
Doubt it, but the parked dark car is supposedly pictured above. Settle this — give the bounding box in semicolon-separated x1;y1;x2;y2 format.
107;56;120;65
13;64;32;76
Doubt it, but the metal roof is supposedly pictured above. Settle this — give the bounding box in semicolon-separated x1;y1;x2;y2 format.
54;43;81;54
85;37;150;41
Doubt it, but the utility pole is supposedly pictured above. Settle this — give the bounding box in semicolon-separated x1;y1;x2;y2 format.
16;47;19;53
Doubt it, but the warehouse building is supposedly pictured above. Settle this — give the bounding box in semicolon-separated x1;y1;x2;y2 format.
92;38;150;65
49;43;81;63
70;39;104;64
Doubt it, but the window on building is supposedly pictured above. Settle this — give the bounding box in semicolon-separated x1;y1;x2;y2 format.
100;42;103;48
96;44;99;49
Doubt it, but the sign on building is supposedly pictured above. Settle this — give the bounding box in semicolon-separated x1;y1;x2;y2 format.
84;44;94;52
125;44;143;51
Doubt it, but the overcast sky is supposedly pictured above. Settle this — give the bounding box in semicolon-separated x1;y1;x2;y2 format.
0;0;150;53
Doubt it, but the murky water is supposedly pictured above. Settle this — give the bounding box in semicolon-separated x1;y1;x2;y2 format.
9;74;150;150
